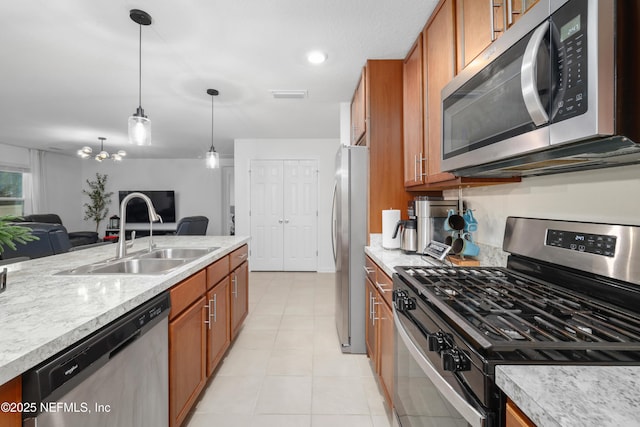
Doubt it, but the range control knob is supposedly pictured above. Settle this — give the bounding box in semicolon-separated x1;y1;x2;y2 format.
442;348;471;372
427;331;449;353
395;296;417;312
392;289;407;302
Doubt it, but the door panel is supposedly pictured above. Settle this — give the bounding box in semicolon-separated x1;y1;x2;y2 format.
251;160;318;272
283;160;318;271
250;160;284;270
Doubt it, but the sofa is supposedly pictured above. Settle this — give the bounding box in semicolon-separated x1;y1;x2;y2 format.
21;214;99;247
0;222;72;260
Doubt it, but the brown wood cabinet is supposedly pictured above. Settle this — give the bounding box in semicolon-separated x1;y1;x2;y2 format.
351;70;366;145
506;399;537;427
402;0;520;191
403;36;425;187
364;255;394;409
169;244;249;427
206;278;230;377
0;376;21;427
456;0;540;72
354;60;413;234
169;271;208;427
230;259;249;340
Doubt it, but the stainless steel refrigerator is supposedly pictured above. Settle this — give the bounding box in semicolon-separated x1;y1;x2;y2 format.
332;145;367;354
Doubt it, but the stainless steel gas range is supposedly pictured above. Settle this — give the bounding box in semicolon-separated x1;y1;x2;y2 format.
392;217;640;427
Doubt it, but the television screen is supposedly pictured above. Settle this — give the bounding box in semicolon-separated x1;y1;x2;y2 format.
118;191;176;223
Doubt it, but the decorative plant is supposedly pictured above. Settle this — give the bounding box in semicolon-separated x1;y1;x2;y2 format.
83;173;114;232
0;215;39;254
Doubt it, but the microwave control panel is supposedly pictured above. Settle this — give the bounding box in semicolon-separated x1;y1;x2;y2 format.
546;229;616;257
551;0;588;122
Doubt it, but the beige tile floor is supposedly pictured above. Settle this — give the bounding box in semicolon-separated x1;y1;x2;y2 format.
185;271;393;427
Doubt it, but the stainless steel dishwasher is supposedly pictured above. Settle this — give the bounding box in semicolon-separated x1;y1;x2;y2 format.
22;292;170;427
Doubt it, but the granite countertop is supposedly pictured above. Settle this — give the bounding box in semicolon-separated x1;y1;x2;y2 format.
364;234;442;277
497;365;640;427
0;235;249;385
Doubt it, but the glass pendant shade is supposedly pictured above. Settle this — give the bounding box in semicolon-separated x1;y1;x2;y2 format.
206;146;219;169
128;107;151;146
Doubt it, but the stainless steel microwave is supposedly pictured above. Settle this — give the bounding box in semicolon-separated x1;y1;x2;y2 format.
441;0;640;177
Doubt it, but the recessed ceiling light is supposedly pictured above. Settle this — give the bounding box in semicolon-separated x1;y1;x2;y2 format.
307;51;327;65
270;90;308;99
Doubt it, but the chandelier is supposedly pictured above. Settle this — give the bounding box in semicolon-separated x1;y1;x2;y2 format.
77;137;127;162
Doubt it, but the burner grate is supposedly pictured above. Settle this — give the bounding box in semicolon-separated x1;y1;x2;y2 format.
399;267;640;355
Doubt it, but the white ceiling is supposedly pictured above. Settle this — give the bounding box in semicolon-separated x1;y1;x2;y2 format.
0;0;438;160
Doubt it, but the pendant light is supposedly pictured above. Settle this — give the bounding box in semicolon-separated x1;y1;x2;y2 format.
205;89;220;169
128;9;152;146
77;137;126;162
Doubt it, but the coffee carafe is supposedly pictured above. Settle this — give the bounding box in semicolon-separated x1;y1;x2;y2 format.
392;219;418;253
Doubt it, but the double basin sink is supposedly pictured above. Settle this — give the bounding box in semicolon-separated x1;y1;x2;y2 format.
57;247;219;275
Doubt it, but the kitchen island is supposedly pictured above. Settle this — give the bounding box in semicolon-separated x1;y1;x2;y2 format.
0;235;249;385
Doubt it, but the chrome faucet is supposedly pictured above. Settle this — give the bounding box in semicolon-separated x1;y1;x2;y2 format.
116;192;162;259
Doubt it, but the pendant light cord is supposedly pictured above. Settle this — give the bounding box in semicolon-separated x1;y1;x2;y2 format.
211;95;215;151
138;24;142;109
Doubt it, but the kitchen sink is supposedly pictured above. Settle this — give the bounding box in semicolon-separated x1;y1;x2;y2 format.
137;247;218;260
56;246;219;275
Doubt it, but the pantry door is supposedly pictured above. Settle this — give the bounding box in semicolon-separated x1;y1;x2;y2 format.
250;160;318;271
250;160;285;271
283;160;318;271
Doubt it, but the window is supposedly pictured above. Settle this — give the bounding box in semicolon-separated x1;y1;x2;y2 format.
0;170;24;216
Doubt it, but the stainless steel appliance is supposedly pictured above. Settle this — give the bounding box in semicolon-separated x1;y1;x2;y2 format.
393;217;640;427
414;197;458;253
332;145;368;353
22;292;170;427
392;219;418;253
441;0;640;177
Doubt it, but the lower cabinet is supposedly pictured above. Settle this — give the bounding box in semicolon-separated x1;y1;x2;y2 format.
0;376;21;427
230;260;248;340
506;399;536;427
364;255;394;409
169;244;249;427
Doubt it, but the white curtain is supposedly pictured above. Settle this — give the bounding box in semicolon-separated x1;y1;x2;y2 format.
28;149;47;214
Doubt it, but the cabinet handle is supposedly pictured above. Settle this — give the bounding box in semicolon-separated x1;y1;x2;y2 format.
232;274;238;298
414;154;418;182
419;152;426;178
376;281;390;294
369;291;374;320
372;299;381;326
204;300;212;329
239;253;248;260
490;0;506;41
363;266;375;274
213;295;217;323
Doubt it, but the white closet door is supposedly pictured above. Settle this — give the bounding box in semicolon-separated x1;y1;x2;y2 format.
283;160;318;271
250;160;284;270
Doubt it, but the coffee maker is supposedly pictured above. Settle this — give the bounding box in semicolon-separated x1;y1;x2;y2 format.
413;197;459;254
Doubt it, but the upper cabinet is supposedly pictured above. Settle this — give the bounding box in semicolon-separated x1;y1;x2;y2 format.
456;0;540;71
351;70;366;145
402;0;521;191
403;37;425;187
351;60;424;236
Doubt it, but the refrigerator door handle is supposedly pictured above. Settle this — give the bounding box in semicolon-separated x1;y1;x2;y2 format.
331;181;338;263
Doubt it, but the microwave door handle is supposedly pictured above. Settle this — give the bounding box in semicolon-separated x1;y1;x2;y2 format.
521;20;550;126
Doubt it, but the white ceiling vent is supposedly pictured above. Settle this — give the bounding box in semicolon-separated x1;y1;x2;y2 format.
270;90;308;99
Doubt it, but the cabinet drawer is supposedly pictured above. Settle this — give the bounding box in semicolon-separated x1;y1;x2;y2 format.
375;267;393;308
230;245;249;271
207;256;229;290
170;270;207;320
365;256;377;283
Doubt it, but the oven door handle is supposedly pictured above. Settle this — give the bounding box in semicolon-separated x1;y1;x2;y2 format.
521;20;550;126
394;313;487;427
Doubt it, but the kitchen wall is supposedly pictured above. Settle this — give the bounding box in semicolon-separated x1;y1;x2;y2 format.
81;158;233;236
445;164;640;250
234;138;341;273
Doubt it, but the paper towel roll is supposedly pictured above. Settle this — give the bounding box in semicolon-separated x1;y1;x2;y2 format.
382;209;401;249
